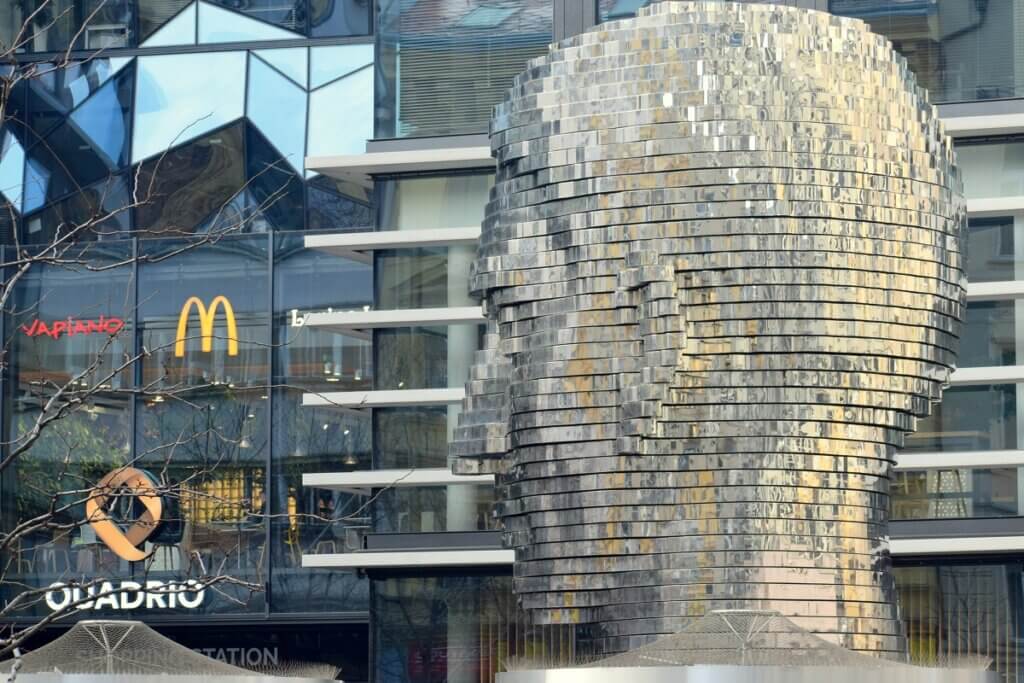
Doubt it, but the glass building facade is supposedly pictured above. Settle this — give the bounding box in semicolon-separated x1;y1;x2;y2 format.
3;1;1024;682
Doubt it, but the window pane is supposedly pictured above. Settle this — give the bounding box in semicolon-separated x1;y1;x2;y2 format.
307;64;374;158
376;326;481;390
248;55;307;174
139;0;193;43
310;0;372;37
1;244;134;615
379;174;492;231
22;174;131;244
307;175;373;231
133;52;246;164
892;468;1021;519
967;217;1019;283
271;233;372;609
831;1;1019;102
961;301;1017;367
134;123;247;235
894;562;1024;678
374;407;448;469
135;236;270;614
374;485;496;533
372;576;572;683
957;140;1024;200
198;1;302;41
376;247;475;309
902;384;1018;452
376;0;551;137
19;0;133;53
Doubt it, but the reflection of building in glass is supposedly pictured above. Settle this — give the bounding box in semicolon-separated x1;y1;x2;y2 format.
3;0;1024;682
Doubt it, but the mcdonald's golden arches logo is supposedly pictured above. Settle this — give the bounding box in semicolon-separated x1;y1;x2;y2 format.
174;295;238;357
85;467;163;562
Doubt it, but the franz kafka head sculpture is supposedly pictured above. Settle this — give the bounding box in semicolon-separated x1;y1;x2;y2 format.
451;0;965;658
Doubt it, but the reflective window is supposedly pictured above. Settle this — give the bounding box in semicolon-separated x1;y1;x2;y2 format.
15;0;133;52
134;123;247;235
961;301;1017;367
134;236;270;613
376;0;551;138
311;44;373;89
134;52;246;164
376;326;481;390
2;244;134;613
307;64;374;158
26;59;128;137
598;0;652;21
310;0;372;37
903;384;1018;452
307;175;373;231
253;47;308;88
23;174;132;243
271;233;371;610
376;248;476;309
968;216;1020;283
957;141;1024;200
374;407;449;470
248;55;307;174
198;1;302;43
892;467;1021;520
246;124;306;231
373;575;573;683
374;485;496;533
894;561;1024;680
831;1;1020;102
139;0;193;43
379;174;493;231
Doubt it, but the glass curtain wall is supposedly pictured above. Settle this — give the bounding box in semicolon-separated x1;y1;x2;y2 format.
0;232;375;618
894;560;1024;682
371;173;492;536
375;0;552;138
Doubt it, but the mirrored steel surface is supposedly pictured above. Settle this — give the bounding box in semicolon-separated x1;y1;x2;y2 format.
451;0;966;658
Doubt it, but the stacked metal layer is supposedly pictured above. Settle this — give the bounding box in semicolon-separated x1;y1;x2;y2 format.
451;0;965;658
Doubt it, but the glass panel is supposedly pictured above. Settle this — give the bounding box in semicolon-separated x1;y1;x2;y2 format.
271;233;372;610
378;174;492;231
310;44;373;89
376;0;551;138
599;0;652;21
246;124;305;231
139;0;194;44
133;51;246;164
22;143;76;214
66;60;134;167
135;236;270;614
310;0;372;37
307;65;373;158
967;217;1019;283
26;58;125;137
134;122;246;235
374;406;450;470
830;1;1019;103
18;0;133;53
199;1;302;42
307;175;373;231
376;247;476;309
374;485;496;533
893;468;1021;519
372;576;573;683
902;384;1018;452
22;174;131;243
957;141;1024;200
253;47;308;88
894;561;1024;680
376;326;481;390
1;243;134;616
248;55;307;174
961;301;1017;367
0;129;25;212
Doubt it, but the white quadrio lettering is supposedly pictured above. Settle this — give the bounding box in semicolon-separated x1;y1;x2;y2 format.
44;579;206;611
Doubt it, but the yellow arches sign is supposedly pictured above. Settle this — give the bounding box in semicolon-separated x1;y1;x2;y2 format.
174;295;239;357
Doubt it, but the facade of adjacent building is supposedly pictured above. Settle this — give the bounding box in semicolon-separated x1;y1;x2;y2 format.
2;0;1024;682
